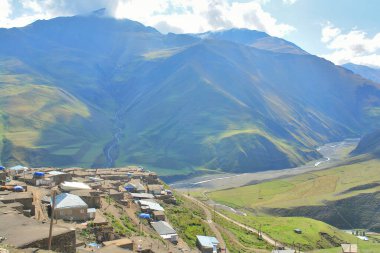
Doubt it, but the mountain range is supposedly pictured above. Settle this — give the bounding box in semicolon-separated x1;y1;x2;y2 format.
1;11;380;175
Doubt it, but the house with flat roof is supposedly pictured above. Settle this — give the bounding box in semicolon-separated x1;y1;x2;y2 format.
196;235;220;253
150;221;178;244
139;199;164;212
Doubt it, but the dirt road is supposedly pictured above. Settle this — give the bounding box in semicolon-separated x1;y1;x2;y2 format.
182;194;228;252
182;194;289;251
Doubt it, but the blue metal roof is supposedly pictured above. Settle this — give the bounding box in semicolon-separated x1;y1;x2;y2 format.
196;235;219;248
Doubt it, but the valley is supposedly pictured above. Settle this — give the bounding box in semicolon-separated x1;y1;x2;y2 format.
1;14;380;174
170;138;359;190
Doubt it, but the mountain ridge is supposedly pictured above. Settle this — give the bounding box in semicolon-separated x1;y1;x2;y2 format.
1;15;380;175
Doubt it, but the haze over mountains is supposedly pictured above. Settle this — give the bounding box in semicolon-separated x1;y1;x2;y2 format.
1;11;380;175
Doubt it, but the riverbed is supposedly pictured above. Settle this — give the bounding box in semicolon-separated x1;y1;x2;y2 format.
170;138;359;191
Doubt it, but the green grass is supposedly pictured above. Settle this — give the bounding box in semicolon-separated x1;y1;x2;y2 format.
104;212;137;237
214;213;271;252
163;194;213;248
209;159;380;210
221;212;357;251
311;240;380;253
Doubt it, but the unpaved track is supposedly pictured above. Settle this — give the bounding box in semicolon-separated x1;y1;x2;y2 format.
182;194;228;252
182;194;291;251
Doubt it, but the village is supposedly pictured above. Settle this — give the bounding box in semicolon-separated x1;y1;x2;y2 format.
0;165;221;253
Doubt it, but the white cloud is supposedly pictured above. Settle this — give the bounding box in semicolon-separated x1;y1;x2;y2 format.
320;22;380;67
115;0;295;36
0;0;13;26
282;0;297;5
0;0;295;38
321;22;341;43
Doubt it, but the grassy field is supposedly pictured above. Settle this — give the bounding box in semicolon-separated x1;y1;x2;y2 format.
208;159;380;210
163;193;213;248
214;213;271;252
220;212;358;251
310;241;380;253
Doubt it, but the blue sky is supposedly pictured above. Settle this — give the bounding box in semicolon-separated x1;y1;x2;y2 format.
1;0;380;67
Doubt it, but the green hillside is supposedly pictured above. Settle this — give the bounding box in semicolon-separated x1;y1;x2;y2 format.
0;58;112;167
351;129;380;158
209;158;380;231
219;212;367;251
1;15;380;174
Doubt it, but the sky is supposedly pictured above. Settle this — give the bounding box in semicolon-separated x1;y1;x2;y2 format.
1;0;380;67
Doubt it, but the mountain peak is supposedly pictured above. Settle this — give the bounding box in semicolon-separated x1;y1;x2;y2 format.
194;28;307;55
90;8;107;17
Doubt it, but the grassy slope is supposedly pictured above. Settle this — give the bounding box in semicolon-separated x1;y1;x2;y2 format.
163;193;214;248
2;17;380;173
209;159;380;209
214;213;271;252
222;212;359;251
0;59;112;167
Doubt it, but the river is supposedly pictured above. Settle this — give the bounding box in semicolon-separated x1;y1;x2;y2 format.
170;138;359;191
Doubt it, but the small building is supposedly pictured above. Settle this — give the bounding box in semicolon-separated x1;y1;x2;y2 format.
147;184;164;195
8;165;28;175
129;192;154;200
48;171;72;184
0;170;6;182
341;244;358;253
60;181;91;191
109;189;124;201
196;235;220;253
150;221;178;244
0;191;34;215
124;183;137;192
87;208;96;219
139;200;164;212
152;210;165;221
52;193;88;221
129;179;146;193
70;189;101;208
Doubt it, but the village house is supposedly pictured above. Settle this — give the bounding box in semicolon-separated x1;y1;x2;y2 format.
129;179;146;193
196;235;220;253
47;170;73;184
152;210;165;221
8;165;28;176
139;199;164;213
151;221;178;244
0;191;34;215
147;184;164;195
0;169;6;182
70;189;101;208
52;193;89;221
130;192;155;200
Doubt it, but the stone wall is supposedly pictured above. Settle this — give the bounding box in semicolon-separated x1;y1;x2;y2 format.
22;229;76;253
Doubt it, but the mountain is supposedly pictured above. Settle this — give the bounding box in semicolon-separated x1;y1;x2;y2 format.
343;63;380;83
351;129;380;158
1;14;380;175
195;28;308;54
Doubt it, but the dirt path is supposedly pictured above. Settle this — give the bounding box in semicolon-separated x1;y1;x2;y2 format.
182;194;228;252
182;194;290;251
